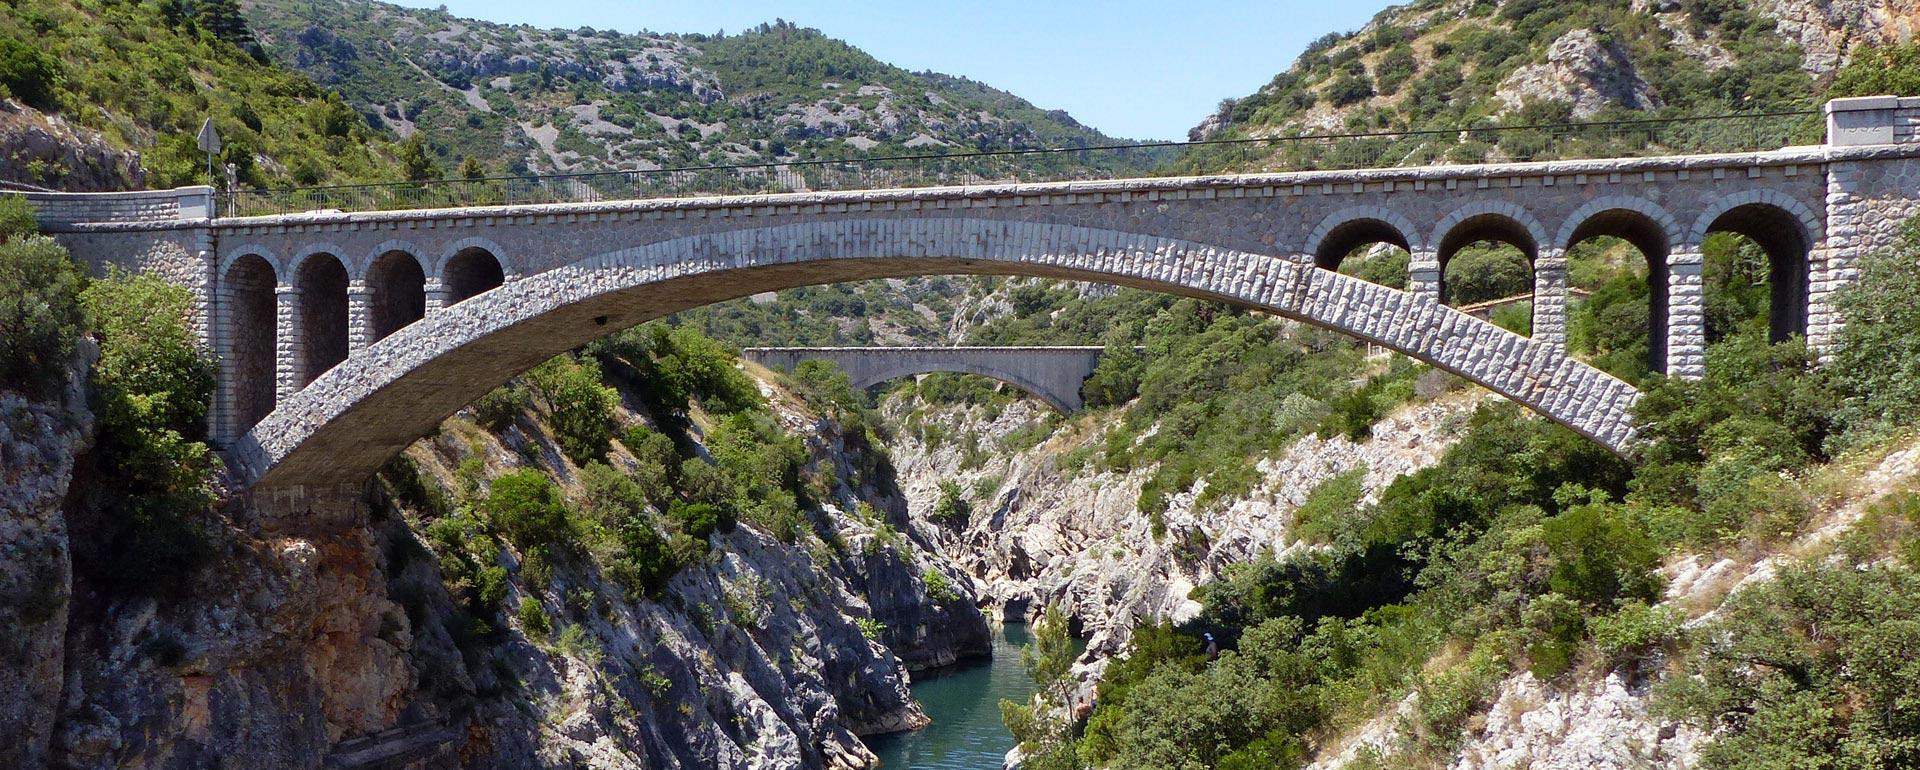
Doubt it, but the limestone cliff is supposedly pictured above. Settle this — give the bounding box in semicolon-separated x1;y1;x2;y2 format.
885;384;1481;656
0;354;986;770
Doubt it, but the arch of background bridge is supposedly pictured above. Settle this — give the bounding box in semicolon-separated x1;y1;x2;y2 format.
229;218;1644;490
845;359;1082;413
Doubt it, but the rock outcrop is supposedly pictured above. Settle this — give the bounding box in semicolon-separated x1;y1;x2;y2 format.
1497;30;1658;119
888;388;1481;655
1;355;986;770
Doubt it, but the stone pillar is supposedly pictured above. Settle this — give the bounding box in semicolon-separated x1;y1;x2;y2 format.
1409;249;1441;301
346;280;374;353
423;278;450;314
275;284;303;403
1531;248;1568;350
213;275;238;445
1826;95;1904;147
1666;248;1706;380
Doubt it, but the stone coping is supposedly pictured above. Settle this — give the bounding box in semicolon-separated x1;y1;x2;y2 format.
41;142;1920;234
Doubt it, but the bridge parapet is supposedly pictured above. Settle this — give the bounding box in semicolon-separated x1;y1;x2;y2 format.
24;185;214;229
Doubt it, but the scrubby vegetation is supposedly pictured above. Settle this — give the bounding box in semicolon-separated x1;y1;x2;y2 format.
1003;215;1920;768
1184;0;1825;173
0;0;403;188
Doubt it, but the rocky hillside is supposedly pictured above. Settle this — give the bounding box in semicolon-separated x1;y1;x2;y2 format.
0;0;407;190
0;284;992;769
241;0;1138;177
1185;0;1920;166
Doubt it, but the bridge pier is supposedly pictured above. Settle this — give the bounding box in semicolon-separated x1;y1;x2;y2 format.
1665;248;1707;379
1532;247;1568;349
347;281;375;353
275;284;304;405
423;279;450;314
1409;249;1441;299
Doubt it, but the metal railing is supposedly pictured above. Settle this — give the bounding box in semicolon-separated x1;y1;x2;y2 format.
222;110;1822;217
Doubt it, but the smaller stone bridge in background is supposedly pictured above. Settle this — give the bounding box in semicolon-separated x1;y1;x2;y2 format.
742;346;1111;412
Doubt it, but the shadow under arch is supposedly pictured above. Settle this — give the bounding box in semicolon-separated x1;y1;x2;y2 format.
231;218;1644;490
1693;200;1816;343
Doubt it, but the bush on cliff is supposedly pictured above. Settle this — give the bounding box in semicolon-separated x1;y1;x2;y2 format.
0;229;87;397
80;270;218;591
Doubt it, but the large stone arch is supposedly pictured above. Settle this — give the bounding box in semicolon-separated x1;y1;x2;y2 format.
432;236;513;280
1685;189;1823;246
1555;196;1683;252
230;218;1643;490
849;360;1084;413
221;243;285;278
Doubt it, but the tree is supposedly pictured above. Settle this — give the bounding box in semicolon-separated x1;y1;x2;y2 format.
0;37;63;109
399;134;438;182
0;222;87;396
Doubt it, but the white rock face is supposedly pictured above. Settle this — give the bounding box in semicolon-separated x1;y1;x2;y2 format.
1498;30;1658;119
1448;671;1705;770
889;389;1480;654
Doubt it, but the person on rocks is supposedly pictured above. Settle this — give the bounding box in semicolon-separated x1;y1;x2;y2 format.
1204;632;1219;661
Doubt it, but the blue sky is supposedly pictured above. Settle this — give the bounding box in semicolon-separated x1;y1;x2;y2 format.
389;1;1395;140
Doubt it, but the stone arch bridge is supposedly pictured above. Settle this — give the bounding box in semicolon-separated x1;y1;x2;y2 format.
742;346;1113;412
28;97;1920;497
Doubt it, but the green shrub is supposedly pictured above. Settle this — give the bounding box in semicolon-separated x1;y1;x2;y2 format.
1588;599;1682;668
0;36;63;109
0;233;86;395
930;480;970;526
81;270;218;591
921;567;958;603
1292;466;1368;544
518;596;550;639
1660;563;1920;768
1541;504;1662;609
526;356;619;463
0;194;37;238
485;469;573;552
470;384;528;430
1521;593;1585;680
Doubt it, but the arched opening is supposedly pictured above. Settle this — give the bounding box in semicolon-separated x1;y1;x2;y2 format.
444;247;505;304
296;253;349;386
367;250;426;341
1701;204;1810;344
1438;213;1537;334
224;255;277;432
1564;209;1670;380
1313;218;1412;289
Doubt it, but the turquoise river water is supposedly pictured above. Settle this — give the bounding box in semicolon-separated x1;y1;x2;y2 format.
866;623;1035;769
